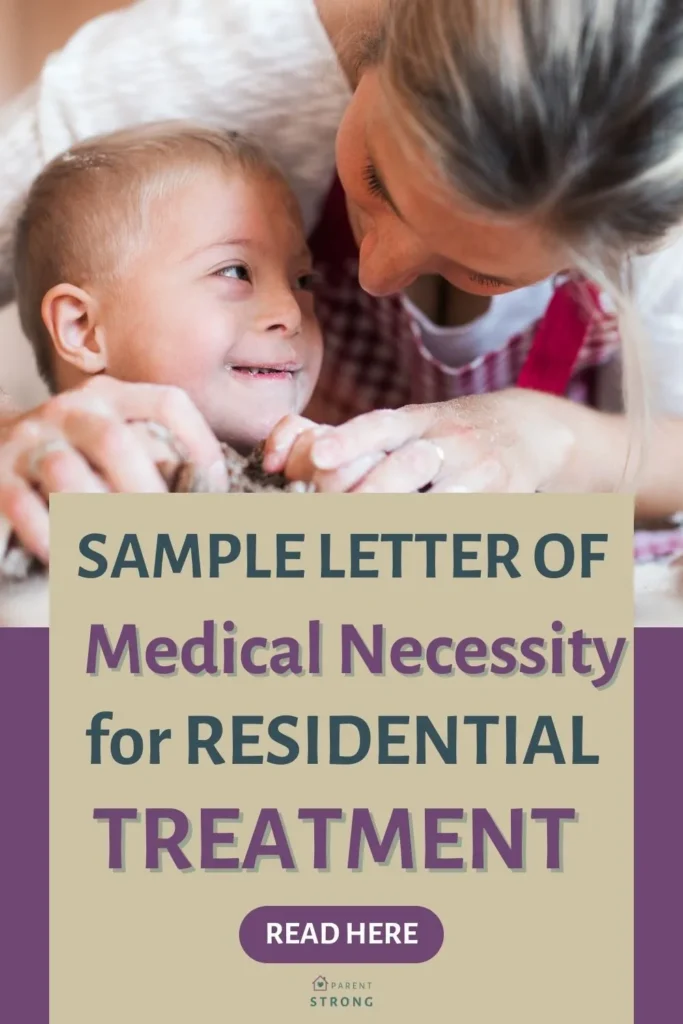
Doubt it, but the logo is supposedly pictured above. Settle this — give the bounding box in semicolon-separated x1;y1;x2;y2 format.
310;977;374;1009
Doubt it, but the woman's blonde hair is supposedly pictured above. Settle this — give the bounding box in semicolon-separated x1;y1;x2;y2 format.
375;0;683;475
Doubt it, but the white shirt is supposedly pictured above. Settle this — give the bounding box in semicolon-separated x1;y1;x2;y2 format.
402;282;556;368
1;0;683;415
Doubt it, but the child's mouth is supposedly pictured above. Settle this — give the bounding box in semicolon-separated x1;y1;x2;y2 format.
227;363;301;381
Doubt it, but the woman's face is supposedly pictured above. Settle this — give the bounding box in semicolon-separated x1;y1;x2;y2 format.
336;70;568;298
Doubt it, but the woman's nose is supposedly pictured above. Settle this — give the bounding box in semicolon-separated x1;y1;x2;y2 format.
359;231;429;298
256;288;302;337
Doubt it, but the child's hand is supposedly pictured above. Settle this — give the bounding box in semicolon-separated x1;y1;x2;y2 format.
264;410;447;493
262;414;319;476
263;412;443;493
263;414;388;491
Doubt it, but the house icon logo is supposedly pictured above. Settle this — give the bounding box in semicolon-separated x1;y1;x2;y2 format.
313;976;328;992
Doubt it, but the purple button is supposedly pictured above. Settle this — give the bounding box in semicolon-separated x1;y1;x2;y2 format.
239;906;443;963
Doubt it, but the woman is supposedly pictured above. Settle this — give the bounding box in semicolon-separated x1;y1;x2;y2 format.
2;0;683;561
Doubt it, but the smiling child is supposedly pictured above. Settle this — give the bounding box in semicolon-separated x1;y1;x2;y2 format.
12;122;323;454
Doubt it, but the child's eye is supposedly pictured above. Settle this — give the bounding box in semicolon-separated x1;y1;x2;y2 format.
216;263;251;282
296;272;318;292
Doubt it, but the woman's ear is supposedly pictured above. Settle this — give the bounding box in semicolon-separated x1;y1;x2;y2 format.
41;284;108;376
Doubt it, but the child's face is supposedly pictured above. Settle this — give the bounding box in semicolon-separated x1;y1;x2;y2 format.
101;166;323;451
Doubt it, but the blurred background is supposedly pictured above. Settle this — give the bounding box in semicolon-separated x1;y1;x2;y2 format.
0;0;125;407
0;0;122;103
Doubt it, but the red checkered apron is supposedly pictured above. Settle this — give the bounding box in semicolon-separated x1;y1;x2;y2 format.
308;177;683;563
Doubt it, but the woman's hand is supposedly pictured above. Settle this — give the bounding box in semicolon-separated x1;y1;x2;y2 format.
0;376;227;562
264;390;614;495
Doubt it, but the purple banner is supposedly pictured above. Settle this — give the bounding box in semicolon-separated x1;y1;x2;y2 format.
0;627;679;1019
634;628;681;1019
0;629;48;1023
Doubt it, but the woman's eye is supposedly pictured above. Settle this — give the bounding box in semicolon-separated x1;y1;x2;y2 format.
362;161;389;202
468;272;507;289
216;264;251;282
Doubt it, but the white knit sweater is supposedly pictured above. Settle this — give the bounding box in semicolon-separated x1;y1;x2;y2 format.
0;0;351;305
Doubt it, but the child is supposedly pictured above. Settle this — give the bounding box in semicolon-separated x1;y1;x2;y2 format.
12;122;323;457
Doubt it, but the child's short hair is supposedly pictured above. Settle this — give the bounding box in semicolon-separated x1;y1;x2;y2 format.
12;122;291;390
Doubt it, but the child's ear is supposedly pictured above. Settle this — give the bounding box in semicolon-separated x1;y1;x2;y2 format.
41;284;108;376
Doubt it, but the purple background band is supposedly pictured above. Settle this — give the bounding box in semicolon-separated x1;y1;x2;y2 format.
0;628;48;1024
633;629;681;1019
0;627;679;1018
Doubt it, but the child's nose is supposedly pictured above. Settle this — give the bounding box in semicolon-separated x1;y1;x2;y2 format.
257;289;302;337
